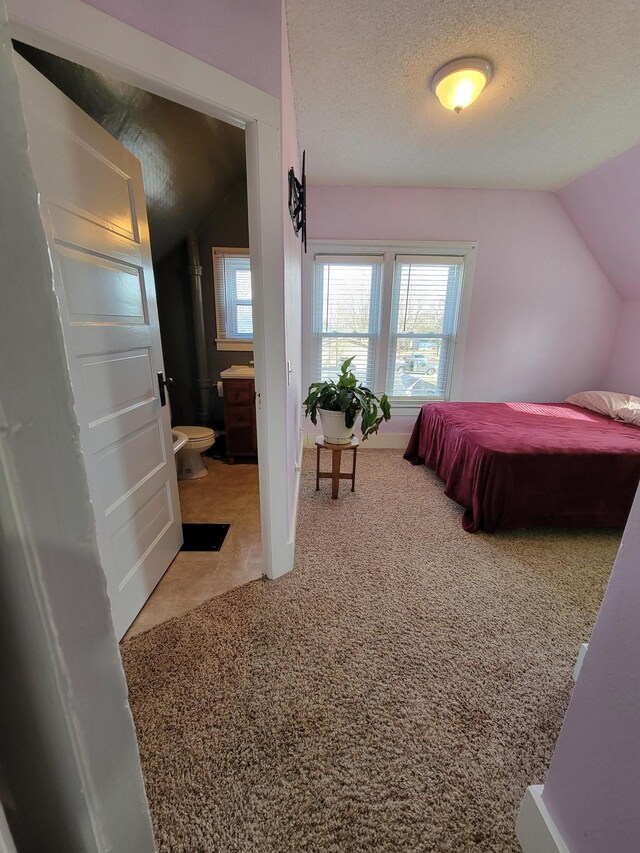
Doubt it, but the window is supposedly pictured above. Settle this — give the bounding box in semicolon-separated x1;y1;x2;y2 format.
313;256;382;387
213;248;253;350
387;256;464;399
308;243;474;405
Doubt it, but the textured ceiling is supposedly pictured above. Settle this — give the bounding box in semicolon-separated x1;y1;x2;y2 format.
286;0;640;190
14;43;246;259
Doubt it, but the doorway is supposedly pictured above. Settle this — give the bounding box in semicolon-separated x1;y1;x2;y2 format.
7;0;297;587
14;41;267;638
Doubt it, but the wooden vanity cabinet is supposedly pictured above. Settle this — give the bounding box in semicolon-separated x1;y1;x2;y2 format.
222;378;257;459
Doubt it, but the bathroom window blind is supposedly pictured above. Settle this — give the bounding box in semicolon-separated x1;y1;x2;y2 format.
386;256;464;400
312;255;383;387
213;248;253;351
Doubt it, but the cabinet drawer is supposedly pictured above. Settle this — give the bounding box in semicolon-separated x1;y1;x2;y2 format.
226;406;252;429
226;406;257;456
223;380;254;405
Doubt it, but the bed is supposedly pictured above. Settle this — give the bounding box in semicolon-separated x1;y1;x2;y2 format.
404;401;640;533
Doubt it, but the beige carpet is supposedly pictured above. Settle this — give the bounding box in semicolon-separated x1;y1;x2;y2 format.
122;450;619;852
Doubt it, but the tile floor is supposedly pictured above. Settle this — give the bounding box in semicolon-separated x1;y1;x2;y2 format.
123;457;263;640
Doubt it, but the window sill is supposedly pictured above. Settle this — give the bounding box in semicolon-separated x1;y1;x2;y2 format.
387;397;444;405
386;398;444;415
215;340;254;352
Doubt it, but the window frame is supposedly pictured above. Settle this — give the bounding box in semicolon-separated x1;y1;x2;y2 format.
386;254;465;402
312;254;384;389
303;240;477;415
212;247;253;351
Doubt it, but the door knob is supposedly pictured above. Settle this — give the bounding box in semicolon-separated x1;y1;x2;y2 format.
157;372;173;407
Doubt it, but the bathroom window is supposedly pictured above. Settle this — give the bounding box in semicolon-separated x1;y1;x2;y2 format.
213;248;253;350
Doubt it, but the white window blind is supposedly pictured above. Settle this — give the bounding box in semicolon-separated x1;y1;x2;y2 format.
312;255;382;387
213;248;253;351
386;256;463;400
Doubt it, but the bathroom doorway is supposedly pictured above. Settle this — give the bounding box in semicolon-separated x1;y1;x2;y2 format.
13;41;265;639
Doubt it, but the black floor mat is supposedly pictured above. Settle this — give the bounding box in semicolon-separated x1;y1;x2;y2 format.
181;523;230;552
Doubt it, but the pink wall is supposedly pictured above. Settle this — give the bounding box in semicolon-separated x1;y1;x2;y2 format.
558;144;640;300
603;301;640;397
281;1;302;531
541;485;640;851
529;141;640;846
82;0;282;96
558;144;640;398
307;186;621;416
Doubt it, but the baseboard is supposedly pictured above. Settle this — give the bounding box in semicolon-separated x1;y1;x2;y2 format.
573;643;588;682
286;435;305;549
516;786;570;853
302;432;409;449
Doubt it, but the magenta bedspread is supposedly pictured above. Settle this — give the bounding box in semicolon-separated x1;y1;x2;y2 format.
404;402;640;533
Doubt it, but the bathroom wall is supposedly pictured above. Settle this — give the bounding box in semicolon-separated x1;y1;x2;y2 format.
154;241;199;426
198;182;252;425
154;181;252;429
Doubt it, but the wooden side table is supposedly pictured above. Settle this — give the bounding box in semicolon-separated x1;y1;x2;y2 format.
315;436;359;499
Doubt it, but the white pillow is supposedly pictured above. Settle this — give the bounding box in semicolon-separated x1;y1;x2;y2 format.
618;399;640;427
565;390;634;419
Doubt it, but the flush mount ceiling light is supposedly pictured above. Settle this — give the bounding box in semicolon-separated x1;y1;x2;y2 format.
431;57;493;113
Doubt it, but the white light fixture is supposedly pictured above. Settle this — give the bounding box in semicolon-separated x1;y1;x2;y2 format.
431;57;493;113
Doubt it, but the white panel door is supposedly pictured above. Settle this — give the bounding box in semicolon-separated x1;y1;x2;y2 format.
15;55;183;639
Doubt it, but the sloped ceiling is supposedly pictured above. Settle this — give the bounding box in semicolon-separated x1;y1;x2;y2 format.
14;42;246;260
558;144;640;300
286;0;640;190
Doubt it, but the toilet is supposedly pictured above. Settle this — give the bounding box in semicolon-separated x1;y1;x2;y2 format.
174;425;216;480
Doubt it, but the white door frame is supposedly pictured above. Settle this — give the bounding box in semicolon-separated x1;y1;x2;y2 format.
6;0;292;580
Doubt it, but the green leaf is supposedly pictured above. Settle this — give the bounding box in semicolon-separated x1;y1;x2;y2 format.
304;356;392;439
337;388;351;411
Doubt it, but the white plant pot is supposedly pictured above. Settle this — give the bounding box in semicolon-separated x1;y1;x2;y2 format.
319;408;354;445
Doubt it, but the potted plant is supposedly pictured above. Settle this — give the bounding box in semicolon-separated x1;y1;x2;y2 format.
304;357;391;444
